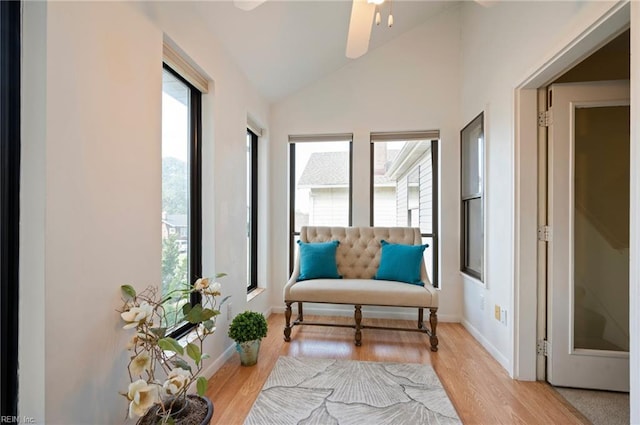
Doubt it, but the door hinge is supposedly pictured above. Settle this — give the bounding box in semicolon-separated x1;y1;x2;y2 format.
537;339;550;356
537;226;552;242
538;110;552;127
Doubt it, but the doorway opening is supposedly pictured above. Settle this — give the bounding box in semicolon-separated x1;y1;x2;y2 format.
540;29;631;390
514;2;632;423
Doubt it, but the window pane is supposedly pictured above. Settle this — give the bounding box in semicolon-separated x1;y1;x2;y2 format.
573;105;629;351
294;141;350;231
461;122;483;198
372;140;432;234
372;139;438;286
465;198;483;275
247;133;251;289
161;69;191;329
461;113;484;281
247;131;257;292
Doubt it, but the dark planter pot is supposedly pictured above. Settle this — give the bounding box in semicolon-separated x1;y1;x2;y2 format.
137;395;214;425
201;396;214;424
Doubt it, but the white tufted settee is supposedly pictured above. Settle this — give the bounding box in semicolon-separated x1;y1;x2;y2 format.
283;226;439;351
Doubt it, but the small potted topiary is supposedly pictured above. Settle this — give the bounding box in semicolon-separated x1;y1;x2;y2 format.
228;311;268;366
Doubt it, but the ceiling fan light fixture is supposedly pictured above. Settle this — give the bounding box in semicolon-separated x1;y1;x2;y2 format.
367;0;385;4
375;10;381;26
388;13;393;27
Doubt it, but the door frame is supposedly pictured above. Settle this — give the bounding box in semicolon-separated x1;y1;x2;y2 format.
513;1;630;381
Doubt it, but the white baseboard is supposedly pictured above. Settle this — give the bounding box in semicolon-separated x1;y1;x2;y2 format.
461;318;511;373
201;343;235;381
187;343;235;396
270;304;460;323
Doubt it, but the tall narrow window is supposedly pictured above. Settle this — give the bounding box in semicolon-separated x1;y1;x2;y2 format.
289;134;353;271
247;130;258;293
460;113;484;281
161;64;202;336
370;132;440;287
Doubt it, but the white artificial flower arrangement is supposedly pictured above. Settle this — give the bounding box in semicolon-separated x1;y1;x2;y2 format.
118;273;227;423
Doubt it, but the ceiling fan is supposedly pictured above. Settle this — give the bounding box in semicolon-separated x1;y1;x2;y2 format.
233;0;389;59
233;0;493;59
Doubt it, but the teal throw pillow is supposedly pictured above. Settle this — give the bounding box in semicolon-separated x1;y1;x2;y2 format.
297;240;342;281
374;240;428;286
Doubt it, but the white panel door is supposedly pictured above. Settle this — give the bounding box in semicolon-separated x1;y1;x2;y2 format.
547;80;630;391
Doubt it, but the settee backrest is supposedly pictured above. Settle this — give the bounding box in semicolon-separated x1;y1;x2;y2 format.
299;226;429;283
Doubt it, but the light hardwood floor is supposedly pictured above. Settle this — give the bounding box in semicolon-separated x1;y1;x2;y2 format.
205;313;589;424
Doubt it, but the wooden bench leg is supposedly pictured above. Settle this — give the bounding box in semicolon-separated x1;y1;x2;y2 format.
297;302;304;322
418;308;424;329
354;305;362;346
429;308;439;352
284;302;292;342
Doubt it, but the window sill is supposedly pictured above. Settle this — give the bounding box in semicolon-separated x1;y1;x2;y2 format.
247;287;265;302
461;271;485;288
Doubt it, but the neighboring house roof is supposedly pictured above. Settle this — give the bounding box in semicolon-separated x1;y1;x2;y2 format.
386;141;431;179
298;151;398;187
163;214;187;227
298;152;349;187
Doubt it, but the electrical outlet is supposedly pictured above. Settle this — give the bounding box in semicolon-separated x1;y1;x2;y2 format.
494;305;501;321
479;295;485;311
227;302;233;320
501;308;507;326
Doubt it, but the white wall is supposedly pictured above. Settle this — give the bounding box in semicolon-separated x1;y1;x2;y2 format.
20;1;269;422
269;6;463;321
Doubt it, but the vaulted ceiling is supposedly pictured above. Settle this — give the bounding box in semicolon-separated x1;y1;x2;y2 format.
193;1;461;102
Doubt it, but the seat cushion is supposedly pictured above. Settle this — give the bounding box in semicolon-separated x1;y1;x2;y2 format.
286;278;437;308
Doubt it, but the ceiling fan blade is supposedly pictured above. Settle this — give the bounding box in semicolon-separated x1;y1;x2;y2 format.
345;0;376;59
234;0;268;12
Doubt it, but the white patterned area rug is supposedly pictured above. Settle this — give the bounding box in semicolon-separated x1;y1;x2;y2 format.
244;356;462;425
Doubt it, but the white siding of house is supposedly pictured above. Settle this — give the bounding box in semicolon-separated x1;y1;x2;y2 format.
373;187;397;226
417;153;435;283
419;153;433;234
396;175;408;226
310;186;398;228
308;187;350;226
